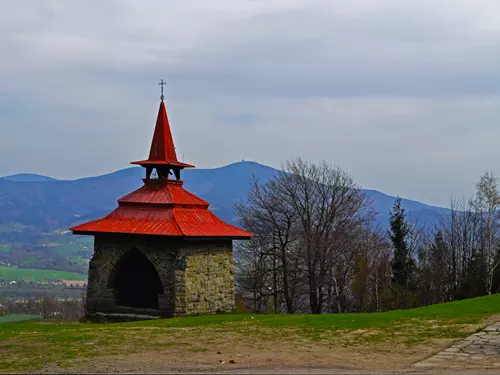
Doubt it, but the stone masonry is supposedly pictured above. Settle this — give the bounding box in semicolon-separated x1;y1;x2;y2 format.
180;249;235;315
414;321;500;369
85;234;235;320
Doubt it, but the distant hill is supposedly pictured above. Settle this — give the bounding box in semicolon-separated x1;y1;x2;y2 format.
362;189;448;231
1;174;58;182
182;161;278;223
0;161;448;234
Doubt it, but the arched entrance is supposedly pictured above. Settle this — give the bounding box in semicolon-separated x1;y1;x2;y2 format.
110;249;164;309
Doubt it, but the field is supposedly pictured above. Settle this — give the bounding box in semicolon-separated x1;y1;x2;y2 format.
1;295;500;373
0;233;93;277
0;314;40;323
0;244;12;253
0;266;87;282
0;223;28;233
53;237;92;256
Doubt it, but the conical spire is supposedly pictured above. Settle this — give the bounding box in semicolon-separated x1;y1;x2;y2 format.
131;99;194;172
148;101;178;163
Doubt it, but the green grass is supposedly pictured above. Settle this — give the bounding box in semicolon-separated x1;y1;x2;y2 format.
0;266;87;282
1;294;500;372
0;314;40;323
0;244;12;253
118;293;500;331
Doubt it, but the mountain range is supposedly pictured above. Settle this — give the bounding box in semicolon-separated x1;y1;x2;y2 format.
0;161;448;234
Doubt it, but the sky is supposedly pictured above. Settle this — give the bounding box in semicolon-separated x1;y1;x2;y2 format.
1;0;500;207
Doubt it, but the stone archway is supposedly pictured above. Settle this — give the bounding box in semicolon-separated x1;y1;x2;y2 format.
109;248;164;309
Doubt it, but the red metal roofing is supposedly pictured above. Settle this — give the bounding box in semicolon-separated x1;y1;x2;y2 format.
71;206;183;236
70;180;252;239
173;209;251;237
118;180;209;207
131;101;194;169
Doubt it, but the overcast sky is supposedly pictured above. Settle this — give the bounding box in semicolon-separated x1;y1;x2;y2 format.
1;0;500;207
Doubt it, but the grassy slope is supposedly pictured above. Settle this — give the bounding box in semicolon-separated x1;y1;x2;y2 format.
0;266;87;282
1;294;500;372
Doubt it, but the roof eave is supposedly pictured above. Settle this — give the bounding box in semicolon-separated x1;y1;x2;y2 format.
130;160;195;168
71;230;96;236
183;235;252;241
71;229;251;240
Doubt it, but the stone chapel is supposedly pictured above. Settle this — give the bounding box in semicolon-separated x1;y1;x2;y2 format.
70;87;252;320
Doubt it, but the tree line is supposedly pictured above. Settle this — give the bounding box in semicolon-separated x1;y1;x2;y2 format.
1;295;85;319
235;158;500;313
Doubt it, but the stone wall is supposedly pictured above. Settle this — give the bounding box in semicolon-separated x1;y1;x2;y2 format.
84;234;234;320
175;243;235;315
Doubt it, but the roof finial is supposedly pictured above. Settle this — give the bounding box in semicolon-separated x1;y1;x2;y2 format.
158;79;166;101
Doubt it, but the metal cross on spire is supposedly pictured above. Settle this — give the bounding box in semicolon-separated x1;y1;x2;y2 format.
158;79;166;101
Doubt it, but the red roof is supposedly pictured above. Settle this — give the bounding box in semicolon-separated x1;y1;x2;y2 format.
70;180;252;238
70;97;252;240
118;180;209;207
131;101;194;169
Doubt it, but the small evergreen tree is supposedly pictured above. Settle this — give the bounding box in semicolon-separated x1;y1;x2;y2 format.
389;197;415;292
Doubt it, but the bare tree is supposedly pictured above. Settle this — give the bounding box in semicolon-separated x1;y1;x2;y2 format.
236;158;375;314
474;171;500;295
236;177;301;313
350;223;391;312
277;159;373;313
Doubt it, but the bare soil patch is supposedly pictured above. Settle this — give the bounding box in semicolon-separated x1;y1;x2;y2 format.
32;328;451;374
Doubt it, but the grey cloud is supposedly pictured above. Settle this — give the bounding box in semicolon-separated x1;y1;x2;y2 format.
218;114;265;126
1;0;500;207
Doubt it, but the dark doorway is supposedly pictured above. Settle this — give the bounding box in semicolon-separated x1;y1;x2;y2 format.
110;249;163;309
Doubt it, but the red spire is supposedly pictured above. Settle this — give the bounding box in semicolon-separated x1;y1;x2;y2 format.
131;100;194;169
148;101;178;162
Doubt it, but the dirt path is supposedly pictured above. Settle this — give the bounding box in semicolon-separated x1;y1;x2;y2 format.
34;337;449;374
33;333;500;375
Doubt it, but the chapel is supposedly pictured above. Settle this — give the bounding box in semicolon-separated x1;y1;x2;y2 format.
70;84;252;320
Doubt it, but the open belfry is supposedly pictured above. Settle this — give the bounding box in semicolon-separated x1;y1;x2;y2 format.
70;82;252;320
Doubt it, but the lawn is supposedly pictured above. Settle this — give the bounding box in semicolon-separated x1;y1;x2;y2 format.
1;294;500;373
0;266;87;282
